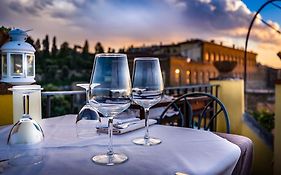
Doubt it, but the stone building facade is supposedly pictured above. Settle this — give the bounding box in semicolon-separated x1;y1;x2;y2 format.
127;39;258;87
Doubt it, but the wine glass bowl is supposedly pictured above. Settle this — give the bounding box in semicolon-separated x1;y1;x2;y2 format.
89;53;132;165
132;57;164;146
8;117;44;145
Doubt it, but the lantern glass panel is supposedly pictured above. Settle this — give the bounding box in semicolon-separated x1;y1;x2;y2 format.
27;55;34;76
10;54;23;76
2;54;7;76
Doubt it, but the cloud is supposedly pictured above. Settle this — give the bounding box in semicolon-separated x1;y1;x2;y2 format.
0;0;281;67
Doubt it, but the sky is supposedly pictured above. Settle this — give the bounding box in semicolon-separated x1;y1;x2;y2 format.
1;0;281;68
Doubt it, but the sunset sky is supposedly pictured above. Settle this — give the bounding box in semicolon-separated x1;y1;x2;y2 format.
1;0;281;68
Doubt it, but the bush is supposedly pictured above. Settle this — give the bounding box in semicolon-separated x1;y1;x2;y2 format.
252;111;275;132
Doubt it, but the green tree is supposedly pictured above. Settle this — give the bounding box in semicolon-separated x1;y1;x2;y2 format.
35;39;41;51
51;36;58;56
82;40;89;54
0;26;11;47
59;41;70;57
26;36;35;47
108;47;115;53
42;35;50;56
118;48;125;53
82;40;89;59
95;42;104;53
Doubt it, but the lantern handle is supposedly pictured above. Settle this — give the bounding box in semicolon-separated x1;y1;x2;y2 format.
24;29;33;33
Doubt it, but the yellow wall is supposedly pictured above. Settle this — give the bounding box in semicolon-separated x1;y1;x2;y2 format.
210;79;273;174
242;120;273;174
210;80;244;134
0;95;13;125
274;83;281;175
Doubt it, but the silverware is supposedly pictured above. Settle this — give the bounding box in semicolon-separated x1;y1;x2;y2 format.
113;122;138;129
116;118;139;125
0;159;9;162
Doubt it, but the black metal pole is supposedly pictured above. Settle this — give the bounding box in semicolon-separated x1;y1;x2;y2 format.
244;0;280;109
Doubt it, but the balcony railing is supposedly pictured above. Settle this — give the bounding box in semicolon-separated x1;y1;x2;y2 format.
41;84;220;118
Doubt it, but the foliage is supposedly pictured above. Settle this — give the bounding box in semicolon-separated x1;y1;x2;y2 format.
95;42;104;53
27;35;105;116
51;36;58;56
252;110;275;132
0;26;11;47
0;26;11;33
28;36;99;87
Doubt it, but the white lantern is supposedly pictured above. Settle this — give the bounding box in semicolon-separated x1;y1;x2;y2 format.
1;29;35;85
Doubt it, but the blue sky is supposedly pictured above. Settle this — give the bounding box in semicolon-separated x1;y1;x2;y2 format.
243;0;281;25
1;0;281;68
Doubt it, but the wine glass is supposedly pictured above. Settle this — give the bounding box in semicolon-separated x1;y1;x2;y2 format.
89;53;131;165
132;57;164;146
7;85;44;166
76;83;100;138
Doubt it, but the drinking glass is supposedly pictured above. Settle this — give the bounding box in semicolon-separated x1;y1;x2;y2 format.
76;83;100;138
89;53;131;165
8;85;44;166
132;58;164;146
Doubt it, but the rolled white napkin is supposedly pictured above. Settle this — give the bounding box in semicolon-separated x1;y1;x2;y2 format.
97;119;157;135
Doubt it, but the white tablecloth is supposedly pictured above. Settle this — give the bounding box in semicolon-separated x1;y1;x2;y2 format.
0;115;240;175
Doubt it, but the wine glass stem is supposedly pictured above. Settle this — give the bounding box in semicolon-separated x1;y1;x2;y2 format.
144;108;150;140
107;116;114;156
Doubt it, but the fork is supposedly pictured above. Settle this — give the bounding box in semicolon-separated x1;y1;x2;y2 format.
113;122;138;129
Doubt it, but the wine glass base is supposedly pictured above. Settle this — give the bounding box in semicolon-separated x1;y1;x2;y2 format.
9;154;43;166
132;137;161;146
92;153;128;166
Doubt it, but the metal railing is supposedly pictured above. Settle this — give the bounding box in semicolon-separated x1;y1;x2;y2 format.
42;90;85;118
164;84;219;96
41;84;220;118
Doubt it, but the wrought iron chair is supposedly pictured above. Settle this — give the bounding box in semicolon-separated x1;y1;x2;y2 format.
159;92;253;175
159;92;230;133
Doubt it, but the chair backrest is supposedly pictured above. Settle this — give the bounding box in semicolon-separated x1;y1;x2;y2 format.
159;92;230;133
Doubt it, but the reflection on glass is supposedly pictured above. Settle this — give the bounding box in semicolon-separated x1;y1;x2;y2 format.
27;55;34;76
2;54;7;76
11;54;22;75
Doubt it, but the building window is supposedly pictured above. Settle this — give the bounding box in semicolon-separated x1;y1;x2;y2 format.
210;53;214;62
205;52;209;62
175;68;181;85
186;70;191;84
221;55;224;61
225;55;228;61
192;71;197;84
238;57;241;65
210;72;216;79
198;71;203;84
205;71;209;83
215;54;219;61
